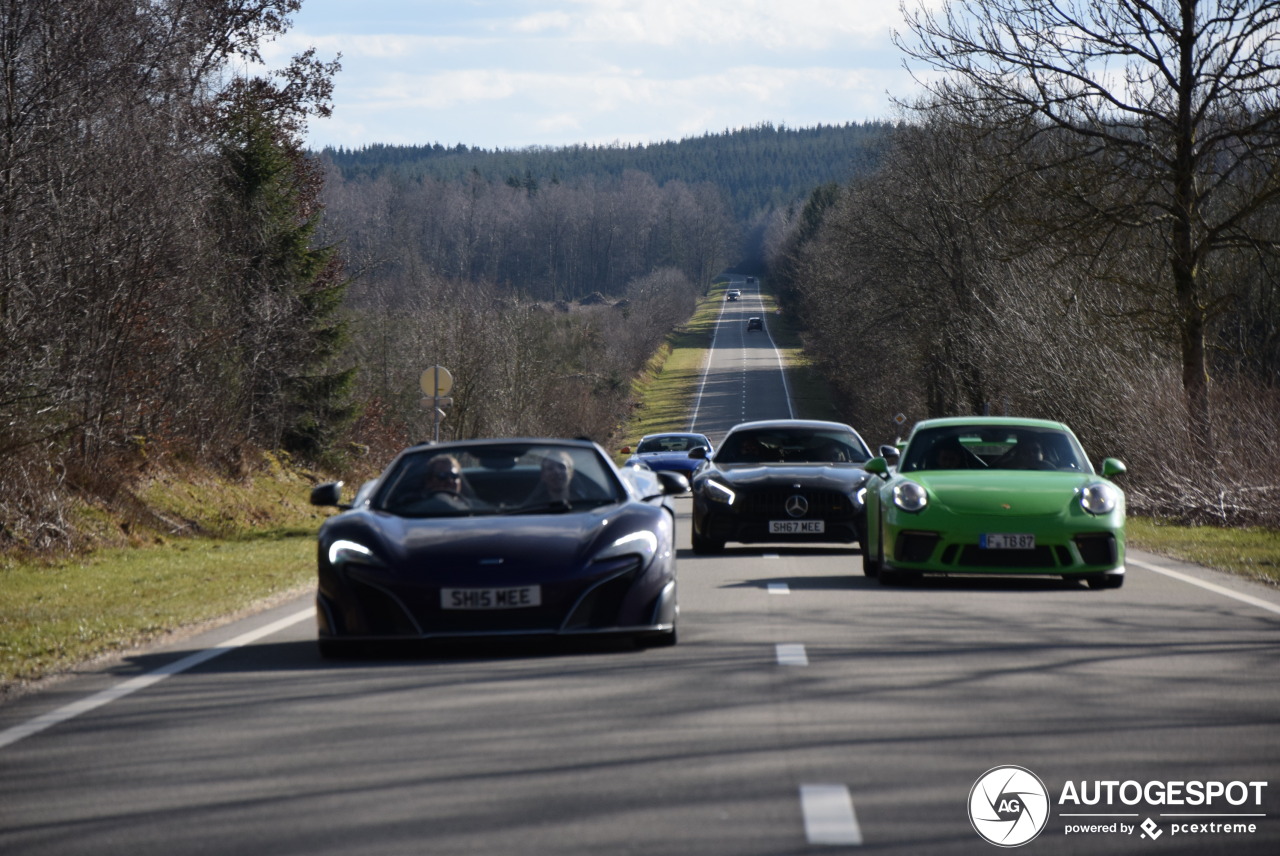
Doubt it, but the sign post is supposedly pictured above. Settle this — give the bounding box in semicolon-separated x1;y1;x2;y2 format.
420;366;454;442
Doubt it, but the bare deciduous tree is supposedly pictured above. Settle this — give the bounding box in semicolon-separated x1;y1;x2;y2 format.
897;0;1280;457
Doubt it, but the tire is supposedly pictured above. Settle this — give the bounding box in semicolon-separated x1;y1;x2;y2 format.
1086;573;1124;590
691;527;725;554
317;638;356;659
861;514;882;577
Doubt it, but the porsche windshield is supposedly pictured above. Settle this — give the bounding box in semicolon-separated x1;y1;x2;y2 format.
900;426;1092;473
714;428;871;464
374;443;625;517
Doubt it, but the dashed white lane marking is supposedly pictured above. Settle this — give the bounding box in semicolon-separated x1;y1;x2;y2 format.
0;607;314;751
767;583;790;594
1130;558;1280;616
776;643;808;666
801;784;863;845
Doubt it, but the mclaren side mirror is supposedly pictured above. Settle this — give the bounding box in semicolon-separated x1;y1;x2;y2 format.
310;481;345;507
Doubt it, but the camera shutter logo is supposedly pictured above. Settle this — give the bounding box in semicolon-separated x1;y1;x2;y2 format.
969;766;1050;847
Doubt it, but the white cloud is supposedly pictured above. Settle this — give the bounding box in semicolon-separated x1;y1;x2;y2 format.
508;0;903;49
274;0;918;148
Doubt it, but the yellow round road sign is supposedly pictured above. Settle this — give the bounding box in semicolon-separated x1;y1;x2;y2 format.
420;365;454;397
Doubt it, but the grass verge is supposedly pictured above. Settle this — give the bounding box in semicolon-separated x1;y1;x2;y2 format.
1127;517;1280;585
1;535;314;690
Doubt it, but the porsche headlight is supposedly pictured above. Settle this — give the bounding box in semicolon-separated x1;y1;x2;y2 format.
327;539;384;567
1080;483;1119;515
893;482;928;513
702;479;736;505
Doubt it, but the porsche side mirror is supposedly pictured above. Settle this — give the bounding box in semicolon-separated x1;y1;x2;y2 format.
865;457;890;478
1101;458;1126;477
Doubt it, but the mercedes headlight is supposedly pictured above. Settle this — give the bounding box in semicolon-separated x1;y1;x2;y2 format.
702;479;736;505
1080;483;1119;515
892;482;928;513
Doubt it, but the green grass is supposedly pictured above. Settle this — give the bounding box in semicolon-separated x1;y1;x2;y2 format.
1;536;314;687
1127;517;1280;585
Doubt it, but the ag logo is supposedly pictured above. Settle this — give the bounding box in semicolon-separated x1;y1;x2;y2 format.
969;766;1049;847
784;495;809;518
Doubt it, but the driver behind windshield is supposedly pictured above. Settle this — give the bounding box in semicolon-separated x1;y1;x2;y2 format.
421;454;473;511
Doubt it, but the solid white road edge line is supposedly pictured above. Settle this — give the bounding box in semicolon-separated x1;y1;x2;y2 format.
776;643;808;666
687;283;731;433
801;784;864;845
1130;558;1280;617
767;583;790;594
0;606;314;751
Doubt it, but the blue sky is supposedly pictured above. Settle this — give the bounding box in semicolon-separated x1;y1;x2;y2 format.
265;0;929;151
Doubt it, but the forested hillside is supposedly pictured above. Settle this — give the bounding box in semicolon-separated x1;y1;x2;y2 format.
320;122;894;223
309;124;894;462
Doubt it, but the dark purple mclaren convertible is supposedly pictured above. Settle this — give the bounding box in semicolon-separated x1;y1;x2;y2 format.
309;438;688;656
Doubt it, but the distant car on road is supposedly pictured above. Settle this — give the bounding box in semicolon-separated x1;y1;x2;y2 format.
861;416;1127;588
308;438;689;655
746;317;763;331
622;432;714;478
688;419;875;554
727;289;741;300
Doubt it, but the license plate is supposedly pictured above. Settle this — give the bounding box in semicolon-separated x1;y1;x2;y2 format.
769;520;825;534
980;533;1035;550
441;586;541;609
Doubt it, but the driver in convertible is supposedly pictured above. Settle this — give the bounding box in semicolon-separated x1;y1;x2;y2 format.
420;454;475;512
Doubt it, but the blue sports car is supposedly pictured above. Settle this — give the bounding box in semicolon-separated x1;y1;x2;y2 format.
622;432;714;478
309;438;689;655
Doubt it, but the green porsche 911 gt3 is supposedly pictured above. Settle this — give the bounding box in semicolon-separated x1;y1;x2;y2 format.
861;417;1126;588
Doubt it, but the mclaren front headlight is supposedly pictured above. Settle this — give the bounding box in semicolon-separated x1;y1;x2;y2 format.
702;479;736;505
327;539;385;567
892;482;928;513
1080;482;1120;515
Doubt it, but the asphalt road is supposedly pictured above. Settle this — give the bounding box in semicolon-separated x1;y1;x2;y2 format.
2;278;1277;855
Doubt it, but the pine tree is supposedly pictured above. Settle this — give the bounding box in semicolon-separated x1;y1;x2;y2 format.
217;103;356;459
